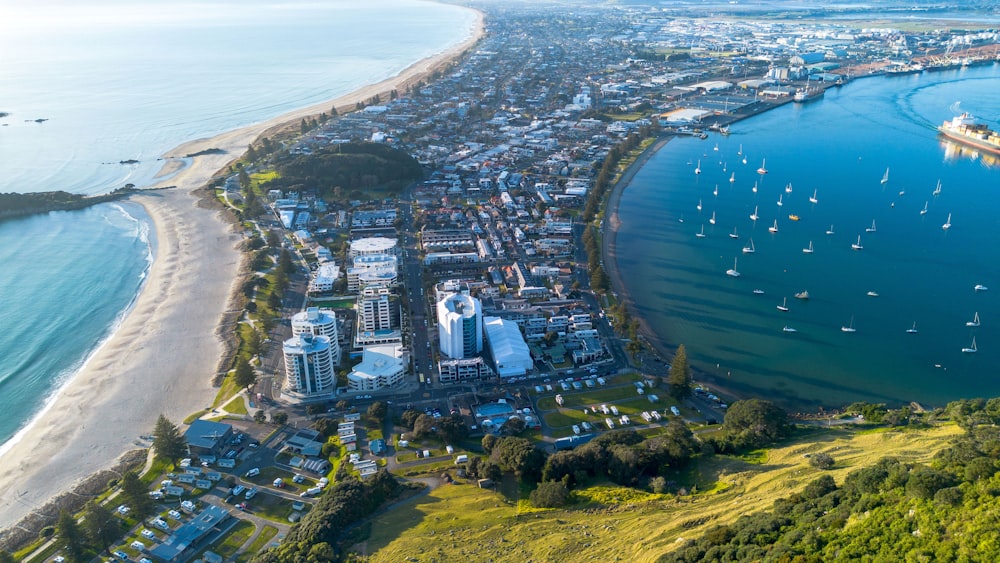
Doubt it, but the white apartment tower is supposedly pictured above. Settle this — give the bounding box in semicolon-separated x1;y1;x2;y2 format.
437;293;483;359
282;333;336;397
291;307;341;366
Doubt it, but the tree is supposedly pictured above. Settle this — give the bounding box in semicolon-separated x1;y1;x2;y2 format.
367;401;389;424
723;399;791;448
234;357;257;393
120;471;154;517
491;437;545;482
437;414;469;443
336;400;350;412
667;344;692;400
272;412;289;425
0;551;15;563
400;409;422;429
56;511;86;562
530;481;569;508
254;410;267;424
83;500;119;553
246;329;263;358
500;417;526;437
152;414;187;464
590;265;610;293
809;452;836;470
412;414;436;438
481;434;498;454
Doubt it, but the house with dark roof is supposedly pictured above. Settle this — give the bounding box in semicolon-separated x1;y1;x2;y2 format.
184;419;234;458
148;505;234;562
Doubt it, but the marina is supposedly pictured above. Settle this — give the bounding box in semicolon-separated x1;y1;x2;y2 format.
614;63;1000;407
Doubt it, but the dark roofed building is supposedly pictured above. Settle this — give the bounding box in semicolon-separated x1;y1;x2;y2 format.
184;419;234;458
149;505;234;562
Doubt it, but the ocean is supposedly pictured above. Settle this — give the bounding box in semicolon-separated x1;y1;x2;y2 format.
615;64;1000;409
0;0;476;448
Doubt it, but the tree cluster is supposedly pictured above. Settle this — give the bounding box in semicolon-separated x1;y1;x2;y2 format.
399;409;469;443
270;143;423;201
251;471;402;562
711;399;792;452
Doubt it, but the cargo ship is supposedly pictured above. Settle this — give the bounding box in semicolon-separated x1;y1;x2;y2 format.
793;86;824;103
938;113;1000;155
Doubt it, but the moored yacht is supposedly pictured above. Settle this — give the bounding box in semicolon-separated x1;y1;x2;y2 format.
851;235;863;250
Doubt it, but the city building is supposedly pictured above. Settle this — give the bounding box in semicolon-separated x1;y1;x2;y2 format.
355;286;402;348
438;356;494;383
291;307;341;366
282;333;336;398
483;316;533;378
308;262;340;294
437;293;483;359
346;253;398;292
347;344;406;391
349;236;397;258
184;420;234;458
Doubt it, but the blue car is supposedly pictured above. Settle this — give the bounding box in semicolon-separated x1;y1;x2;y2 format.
113;550;130;560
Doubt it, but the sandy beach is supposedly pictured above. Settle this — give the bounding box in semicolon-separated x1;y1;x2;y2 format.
0;8;484;533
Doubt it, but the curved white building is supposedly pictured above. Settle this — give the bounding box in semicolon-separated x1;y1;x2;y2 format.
291;307;341;366
437;293;483;359
349;237;397;258
282;333;336;398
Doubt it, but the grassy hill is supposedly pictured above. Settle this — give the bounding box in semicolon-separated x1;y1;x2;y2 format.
348;424;962;562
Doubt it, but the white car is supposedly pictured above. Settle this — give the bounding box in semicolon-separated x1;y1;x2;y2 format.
140;529;155;540
581;422;593;432
116;504;129;516
572;424;581;435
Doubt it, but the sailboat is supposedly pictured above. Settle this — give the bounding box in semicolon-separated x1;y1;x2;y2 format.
785;182;793;194
742;238;756;254
776;194;783;207
709;211;717;225
678;215;685;223
737;144;743;156
776;297;789;312
942;213;952;230
826;224;835;235
966;312;980;327
783;325;798;333
742;154;748;165
841;316;857;333
749;206;759;221
753;289;765;295
802;241;814;254
920;201;928;216
730;172;736;184
729;226;739;239
851;235;863;250
975;284;989;292
962;337;978;354
726;257;741;277
757;158;768;174
713;185;719;197
906;322;918;334
695;160;702;175
713;143;719;152
768;219;779;233
880;168;889;184
696;225;706;238
751;181;758;193
932;179;942;196
696;199;703;211
809;189;818;204
865;219;877;233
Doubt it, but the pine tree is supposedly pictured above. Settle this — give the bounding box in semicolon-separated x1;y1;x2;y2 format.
667;344;692;400
56;511;86;562
83;501;119;554
152;414;187;464
234;357;257;393
120;471;154;517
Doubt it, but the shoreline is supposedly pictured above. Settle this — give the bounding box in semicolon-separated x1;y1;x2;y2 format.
0;6;485;536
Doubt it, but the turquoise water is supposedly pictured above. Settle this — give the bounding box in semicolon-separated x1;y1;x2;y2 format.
616;64;1000;409
0;0;475;447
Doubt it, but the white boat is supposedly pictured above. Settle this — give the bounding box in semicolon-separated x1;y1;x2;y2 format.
696;199;703;211
966;312;980;327
742;155;748;165
737;144;743;156
932;179;942;196
898;189;905;196
962;337;978;354
802;241;814;254
696;224;706;238
867;291;879;297
783;326;797;333
742;238;756;254
776;194;783;207
785;182;793;194
942;212;952;230
695;160;702;175
751;181;758;193
881;167;889;184
768;219;779;233
795;290;810;300
841;316;856;333
776;297;789;312
920;201;928;216
709;211;717;225
975;284;989;292
713;143;719;152
753;289;765;295
851;235;863;250
730;172;735;183
757;158;768;175
713;185;719;197
865;219;877;233
729;226;739;239
749;206;758;221
826;224;835;235
906;322;918;334
809;189;818;204
678;216;685;223
726;257;741;277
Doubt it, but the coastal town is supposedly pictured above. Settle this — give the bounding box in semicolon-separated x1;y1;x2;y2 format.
4;2;1000;562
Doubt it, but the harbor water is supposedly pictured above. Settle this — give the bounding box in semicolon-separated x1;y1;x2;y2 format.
615;64;1000;409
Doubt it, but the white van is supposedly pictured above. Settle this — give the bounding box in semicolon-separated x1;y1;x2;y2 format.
245;467;260;478
454;454;469;464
